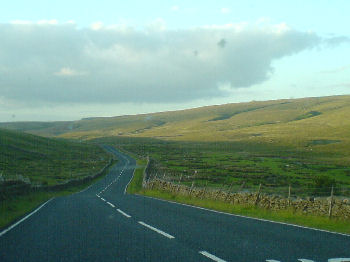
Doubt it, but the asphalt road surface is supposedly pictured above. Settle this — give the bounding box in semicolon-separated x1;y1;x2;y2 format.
1;146;349;262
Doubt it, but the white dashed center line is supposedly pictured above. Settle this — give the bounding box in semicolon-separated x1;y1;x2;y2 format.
117;209;131;218
107;202;115;208
101;198;106;202
199;251;227;262
138;221;175;239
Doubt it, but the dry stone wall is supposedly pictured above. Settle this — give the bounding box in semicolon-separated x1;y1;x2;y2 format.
145;179;350;220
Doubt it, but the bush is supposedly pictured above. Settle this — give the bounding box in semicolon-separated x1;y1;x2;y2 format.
311;175;336;196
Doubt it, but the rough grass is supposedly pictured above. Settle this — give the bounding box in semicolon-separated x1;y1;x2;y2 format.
0;160;115;229
124;154;350;235
95;137;350;195
141;189;350;235
126;159;147;194
2;95;350;165
0;128;110;185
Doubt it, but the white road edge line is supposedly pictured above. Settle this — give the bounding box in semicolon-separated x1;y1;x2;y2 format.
0;198;54;238
138;221;175;239
124;168;136;194
117;209;131;218
107;202;115;208
139;195;350;238
199;251;227;262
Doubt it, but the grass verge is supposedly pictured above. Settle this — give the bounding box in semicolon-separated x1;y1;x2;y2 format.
0;160;117;230
141;189;350;235
126;159;147;194
125;156;350;235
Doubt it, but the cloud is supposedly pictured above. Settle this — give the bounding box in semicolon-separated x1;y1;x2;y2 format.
0;22;322;105
221;8;231;14
54;67;87;77
171;5;179;11
324;36;350;46
91;21;104;31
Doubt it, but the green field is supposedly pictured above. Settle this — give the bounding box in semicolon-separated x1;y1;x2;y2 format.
94;136;350;197
125;152;350;234
0;96;349;164
0;128;110;186
0;128;112;228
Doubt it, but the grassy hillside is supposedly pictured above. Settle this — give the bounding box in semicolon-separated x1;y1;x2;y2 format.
0;128;109;186
2;95;350;164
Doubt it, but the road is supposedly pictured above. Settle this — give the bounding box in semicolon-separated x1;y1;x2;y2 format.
0;146;349;262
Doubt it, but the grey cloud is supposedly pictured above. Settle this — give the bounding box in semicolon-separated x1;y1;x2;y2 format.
324;36;350;46
217;38;226;48
0;23;321;105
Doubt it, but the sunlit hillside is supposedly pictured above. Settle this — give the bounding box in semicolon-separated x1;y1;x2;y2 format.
1;95;350;163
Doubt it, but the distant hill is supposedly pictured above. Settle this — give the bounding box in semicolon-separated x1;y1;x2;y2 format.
0;128;109;186
1;95;350;163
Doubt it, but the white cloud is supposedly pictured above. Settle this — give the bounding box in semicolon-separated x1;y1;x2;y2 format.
171;5;179;11
221;8;231;14
10;20;32;25
37;19;58;25
0;22;322;106
91;21;104;30
54;67;87;77
147;18;166;31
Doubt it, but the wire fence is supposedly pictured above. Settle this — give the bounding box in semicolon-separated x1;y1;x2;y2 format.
145;159;350;199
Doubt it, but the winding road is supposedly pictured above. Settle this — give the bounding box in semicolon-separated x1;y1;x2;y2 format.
0;146;349;262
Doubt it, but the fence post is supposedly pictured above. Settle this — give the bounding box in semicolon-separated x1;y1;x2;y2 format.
288;184;291;206
201;181;208;200
189;181;195;196
239;181;246;191
215;183;225;200
255;183;262;206
225;181;235;201
328;185;334;219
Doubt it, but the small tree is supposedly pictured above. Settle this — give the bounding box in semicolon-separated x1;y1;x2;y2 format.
312;175;336;196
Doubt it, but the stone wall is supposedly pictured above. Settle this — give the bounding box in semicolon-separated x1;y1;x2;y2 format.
0;159;114;200
145;179;350;219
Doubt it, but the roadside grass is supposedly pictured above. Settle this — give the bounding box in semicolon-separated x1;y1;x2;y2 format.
124;154;350;235
141;189;350;235
0;160;117;230
126;159;147;194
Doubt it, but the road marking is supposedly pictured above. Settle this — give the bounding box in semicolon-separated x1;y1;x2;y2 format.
107;202;115;208
298;259;315;262
124;168;136;194
0;198;54;238
329;259;350;262
101;198;106;202
117;209;131;218
266;260;281;262
199;251;226;262
139;195;350;238
138;221;175;239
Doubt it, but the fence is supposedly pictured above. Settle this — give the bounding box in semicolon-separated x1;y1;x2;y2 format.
142;159;350;219
0;158;114;200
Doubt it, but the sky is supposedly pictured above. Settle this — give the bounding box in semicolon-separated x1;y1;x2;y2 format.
0;0;349;122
